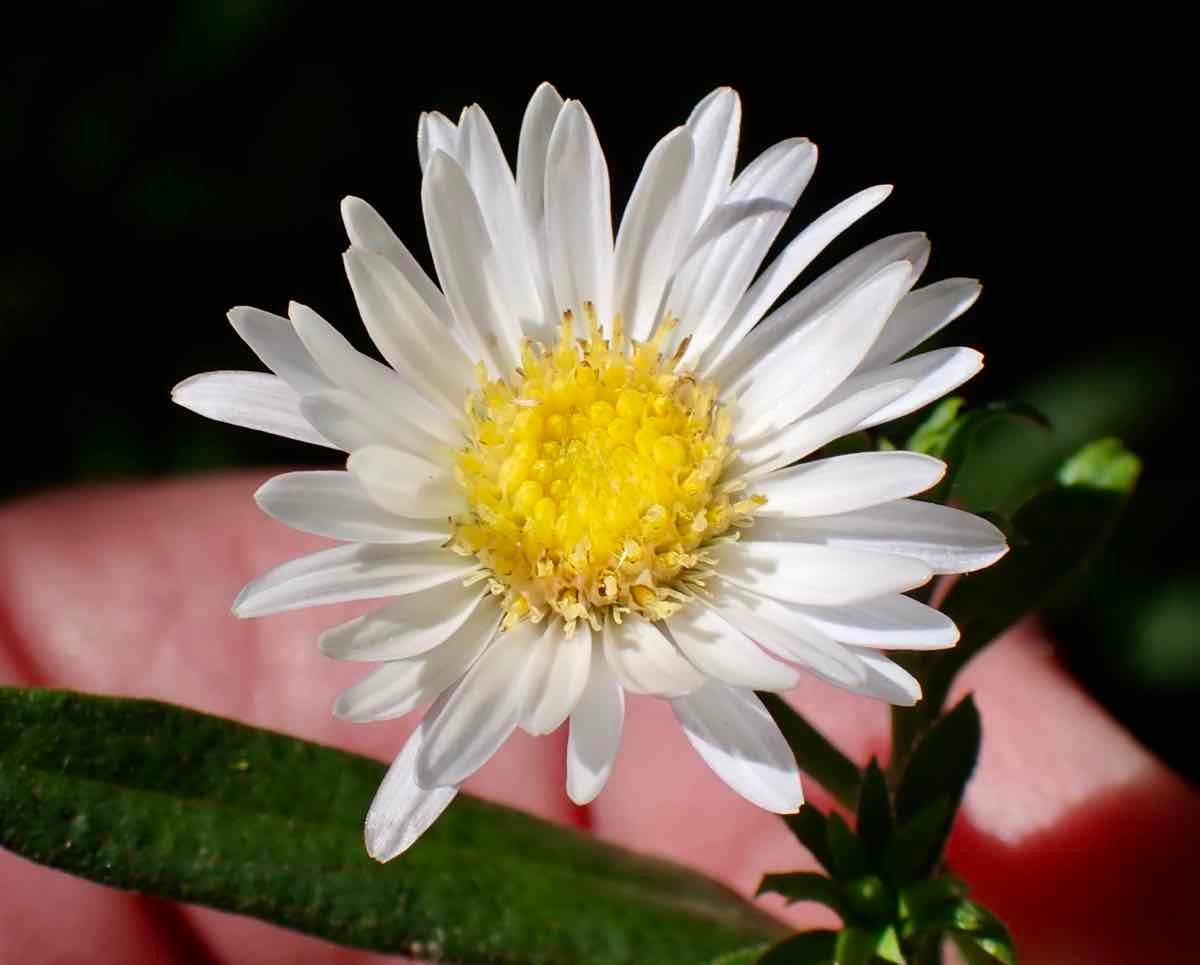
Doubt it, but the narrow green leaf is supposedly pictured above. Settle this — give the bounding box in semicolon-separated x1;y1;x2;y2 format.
758;872;848;917
894;696;981;830
905;396;966;455
785;805;835;873
899;876;968;923
950;933;1018;965
883;799;953;885
835;925;883;965
855;758;893;864
757;930;839;964
826;813;870;881
760;693;862;810
0;687;783;964
907;899;1010;944
875;925;906;964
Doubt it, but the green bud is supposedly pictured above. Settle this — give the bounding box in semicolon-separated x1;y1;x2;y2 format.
845;874;895;925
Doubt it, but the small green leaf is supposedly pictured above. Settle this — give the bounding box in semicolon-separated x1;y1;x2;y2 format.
899;876;968;923
906;396;966;455
883;798;953;885
894;696;981;831
760;693;862;810
875;925;906;964
844;875;895;927
0;687;783;964
757;930;839;965
951;933;1018;965
758;872;848;917
1057;436;1142;492
786;805;835;874
834;925;882;965
826;813;871;881
855;758;893;864
908;898;1010;943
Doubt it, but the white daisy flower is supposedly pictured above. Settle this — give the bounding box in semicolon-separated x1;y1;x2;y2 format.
174;83;1007;861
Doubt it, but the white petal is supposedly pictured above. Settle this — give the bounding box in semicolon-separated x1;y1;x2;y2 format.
858;278;982;372
417;110;458;172
701;185;894;376
255;471;447;544
674;139;819;367
754;451;946;517
713;540;932;607
171;372;333;448
364;722;458;862
735;378;914;479
422;151;521;374
227;306;327;395
516;82;565;341
840;347;984;431
769;498;1009;574
521;620;593;736
337;252;474;425
544;101;614;329
333;601;499;721
319;580;488;661
339;196;454;330
566;638;624;805
706;590;867;688
715;232;930;387
671;684;801;813
416;620;545;787
676;88;741;253
613;127;694;342
787;593;959;650
602;615;706;697
300;389;449;457
733;261;917;440
666;604;800;691
233;542;476;617
348;445;463;519
843;646;923;706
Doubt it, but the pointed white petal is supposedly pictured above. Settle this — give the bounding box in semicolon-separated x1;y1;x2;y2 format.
701;185;894;376
706;589;867;688
417;110;458;172
566;638;624;805
770;498;1009;574
602;615;706;698
735;379;914;479
171;372;334;448
333;602;499;721
858;278;982;372
671;684;802;813
713;540;932;607
733;262;917;440
348;445;463;519
843;646;923;706
677;88;741;252
666;604;800;691
319;580;489;661
788;594;959;650
754;451;946;517
364;722;458;862
516;82;565;340
842;347;985;431
255;471;447;544
300;389;449;457
521;620;593;736
544;100;614;329
227;306;327;395
416;620;545;787
614;127;694;342
233;542;476;617
422;151;521;373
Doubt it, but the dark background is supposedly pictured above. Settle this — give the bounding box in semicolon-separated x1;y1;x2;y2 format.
4;7;1195;779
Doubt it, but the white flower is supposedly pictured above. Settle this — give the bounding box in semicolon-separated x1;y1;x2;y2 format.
174;83;1006;861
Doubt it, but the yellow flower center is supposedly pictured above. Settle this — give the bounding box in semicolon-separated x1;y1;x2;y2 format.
450;307;764;633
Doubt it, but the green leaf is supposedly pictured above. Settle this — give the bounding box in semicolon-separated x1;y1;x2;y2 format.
882;799;953;885
905;396;966;455
760;693;862;810
894;696;981;831
705;946;775;965
899;876;968;923
950;933;1018;965
825;813;870;881
758;872;848;917
875;925;906;964
0;687;783;963
917;900;1016;964
758;930;839;964
855;758;893;864
835;925;883;965
919;437;1140;718
785;805;836;874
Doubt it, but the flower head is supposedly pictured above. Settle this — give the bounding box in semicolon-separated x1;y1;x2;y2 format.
174;83;1006;860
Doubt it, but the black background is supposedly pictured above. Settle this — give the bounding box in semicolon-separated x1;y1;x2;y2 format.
4;7;1195;778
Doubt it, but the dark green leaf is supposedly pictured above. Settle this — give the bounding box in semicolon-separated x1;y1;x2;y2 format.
760;693;862;810
785;805;835;874
826;813;870;881
855;759;892;864
894;696;981;830
950;933;1018;965
899;876;968;923
834;925;883;965
907;898;1010;944
757;930;839;965
758;872;848;917
0;687;783;963
919;437;1140;718
882;798;953;885
843;875;895;927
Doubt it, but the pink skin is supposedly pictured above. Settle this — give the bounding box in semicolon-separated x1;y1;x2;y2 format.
0;474;1196;964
